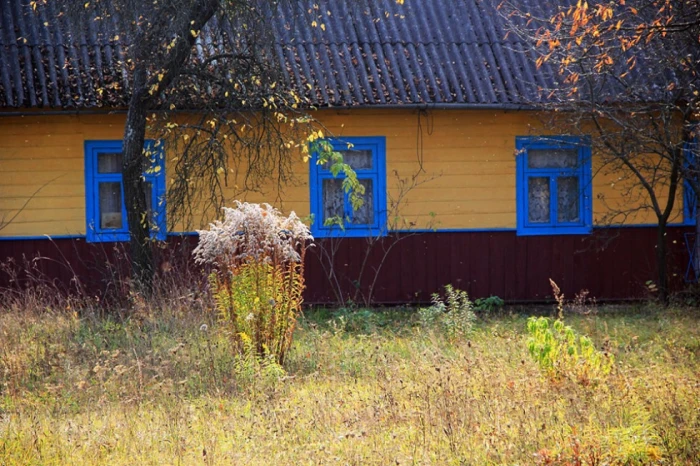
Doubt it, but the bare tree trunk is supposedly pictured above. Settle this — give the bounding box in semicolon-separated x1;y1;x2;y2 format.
122;66;153;291
655;148;681;305
118;0;219;292
657;220;669;303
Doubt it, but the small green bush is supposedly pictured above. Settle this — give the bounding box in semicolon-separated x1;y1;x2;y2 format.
331;308;384;334
526;316;614;385
419;285;476;338
473;295;505;314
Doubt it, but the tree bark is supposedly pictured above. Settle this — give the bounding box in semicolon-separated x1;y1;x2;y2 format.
122;66;153;291
119;0;220;292
655;147;681;305
656;220;669;303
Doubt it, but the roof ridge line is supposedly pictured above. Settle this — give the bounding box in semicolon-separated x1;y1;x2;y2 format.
282;40;498;46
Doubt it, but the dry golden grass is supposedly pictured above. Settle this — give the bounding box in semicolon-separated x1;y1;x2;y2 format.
1;305;698;465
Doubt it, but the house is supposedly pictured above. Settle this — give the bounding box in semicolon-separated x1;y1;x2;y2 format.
0;0;692;304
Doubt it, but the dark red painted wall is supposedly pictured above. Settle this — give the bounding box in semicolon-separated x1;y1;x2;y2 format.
0;227;692;304
305;228;691;303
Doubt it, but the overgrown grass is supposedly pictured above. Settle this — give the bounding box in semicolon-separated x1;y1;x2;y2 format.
1;304;698;465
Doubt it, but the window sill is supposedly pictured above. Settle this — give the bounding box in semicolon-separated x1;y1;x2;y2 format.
516;225;592;236
86;231;167;243
311;226;388;239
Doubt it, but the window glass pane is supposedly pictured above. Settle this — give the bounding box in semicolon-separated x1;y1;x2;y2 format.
557;176;580;223
322;178;344;225
321;149;373;171
341;149;373;170
99;182;123;229
685;181;697;221
528;149;578;169
351;179;374;225
97;153;123;173
528;177;550;223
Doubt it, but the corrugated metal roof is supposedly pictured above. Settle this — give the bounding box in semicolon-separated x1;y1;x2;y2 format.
274;0;557;107
0;0;557;109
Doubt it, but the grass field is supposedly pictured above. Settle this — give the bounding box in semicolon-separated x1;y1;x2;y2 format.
1;304;698;465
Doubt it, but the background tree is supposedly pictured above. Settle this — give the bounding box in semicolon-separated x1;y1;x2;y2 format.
35;0;337;290
500;0;700;302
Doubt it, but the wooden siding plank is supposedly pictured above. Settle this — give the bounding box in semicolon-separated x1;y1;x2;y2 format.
513;234;529;300
502;232;517;300
0;196;84;210
488;233;506;298
0;159;83;171
0;221;85;236
0;184;85;197
469;233;489;297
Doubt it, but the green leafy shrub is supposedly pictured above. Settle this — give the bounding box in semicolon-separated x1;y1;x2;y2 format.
473;295;505;314
331;308;384;334
526;316;614;385
193;202;312;365
419;285;476;338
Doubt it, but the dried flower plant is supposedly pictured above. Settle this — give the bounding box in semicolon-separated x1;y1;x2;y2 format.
193;202;313;365
193;201;313;268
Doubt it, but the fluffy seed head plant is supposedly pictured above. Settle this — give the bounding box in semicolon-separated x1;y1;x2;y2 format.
193;202;313;365
193;201;313;269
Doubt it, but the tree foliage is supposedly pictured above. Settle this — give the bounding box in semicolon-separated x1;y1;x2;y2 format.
501;0;700;301
30;0;359;288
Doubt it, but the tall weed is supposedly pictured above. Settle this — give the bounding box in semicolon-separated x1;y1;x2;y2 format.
418;285;476;339
193;202;312;365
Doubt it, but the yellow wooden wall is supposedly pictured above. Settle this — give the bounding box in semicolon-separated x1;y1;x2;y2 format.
0;109;684;237
0;113;124;237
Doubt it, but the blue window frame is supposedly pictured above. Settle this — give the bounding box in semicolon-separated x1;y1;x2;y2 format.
683;137;699;225
309;136;387;238
85;140;166;243
516;136;592;236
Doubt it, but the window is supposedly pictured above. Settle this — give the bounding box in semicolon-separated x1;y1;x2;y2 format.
516;136;592;235
684;137;699;225
85;140;166;242
310;136;387;237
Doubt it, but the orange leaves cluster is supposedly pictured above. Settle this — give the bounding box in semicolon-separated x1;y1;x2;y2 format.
533;0;682;77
